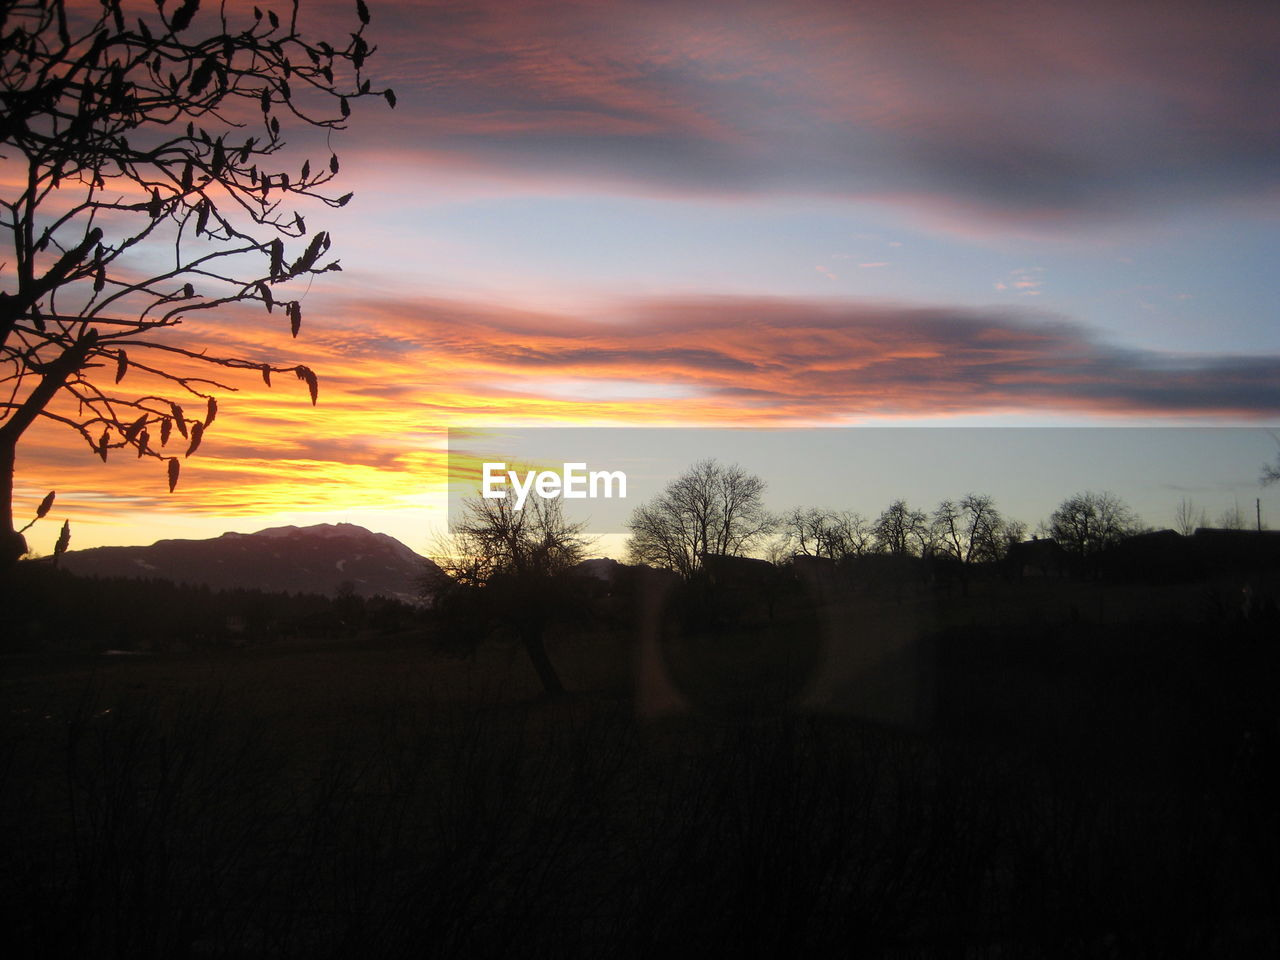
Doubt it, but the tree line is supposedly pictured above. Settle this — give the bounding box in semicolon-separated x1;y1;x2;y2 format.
624;458;1145;577
1;562;422;653
430;458;1158;695
433;455;1156;617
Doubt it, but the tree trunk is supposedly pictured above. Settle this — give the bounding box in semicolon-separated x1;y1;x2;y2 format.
520;625;564;696
0;333;97;570
0;435;24;569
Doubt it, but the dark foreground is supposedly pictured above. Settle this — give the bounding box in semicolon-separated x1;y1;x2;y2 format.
2;580;1278;958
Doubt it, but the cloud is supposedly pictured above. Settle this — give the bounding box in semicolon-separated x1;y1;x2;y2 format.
995;266;1045;296
14;286;1277;537
329;291;1280;421
353;0;1280;220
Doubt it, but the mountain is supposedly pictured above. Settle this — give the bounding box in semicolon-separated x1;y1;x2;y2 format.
573;557;627;582
57;523;440;605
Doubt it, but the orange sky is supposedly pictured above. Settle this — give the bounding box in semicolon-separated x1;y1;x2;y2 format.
6;0;1279;558
15;286;1276;558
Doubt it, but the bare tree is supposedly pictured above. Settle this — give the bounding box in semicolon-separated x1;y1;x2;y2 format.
779;506;872;560
1048;491;1141;557
932;494;1011;563
822;508;873;559
436;490;592;585
778;506;826;559
1000;517;1028;556
931;498;963;559
626;458;773;579
0;0;394;564
872;499;931;557
433;490;594;695
1262;433;1280;487
1217;501;1247;531
1173;497;1207;536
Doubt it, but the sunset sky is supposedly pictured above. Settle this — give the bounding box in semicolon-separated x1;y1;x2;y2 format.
11;0;1280;558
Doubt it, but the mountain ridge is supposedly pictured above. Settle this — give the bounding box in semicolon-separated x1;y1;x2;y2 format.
56;522;439;605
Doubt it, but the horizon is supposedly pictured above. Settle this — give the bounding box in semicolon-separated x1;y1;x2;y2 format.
37;422;1280;565
43;512;1280;561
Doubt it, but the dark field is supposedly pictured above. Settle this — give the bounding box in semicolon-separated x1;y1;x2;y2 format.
2;576;1278;957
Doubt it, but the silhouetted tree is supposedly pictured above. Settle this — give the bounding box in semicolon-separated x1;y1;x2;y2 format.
625;458;773;579
1048;491;1141;558
932;494;1016;563
433;490;593;695
999;517;1028;557
1174;496;1207;536
0;0;394;565
779;506;872;560
1217;501;1248;531
1262;438;1280;487
872;499;931;556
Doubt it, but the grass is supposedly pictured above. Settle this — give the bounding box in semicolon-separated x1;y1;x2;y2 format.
2;577;1277;957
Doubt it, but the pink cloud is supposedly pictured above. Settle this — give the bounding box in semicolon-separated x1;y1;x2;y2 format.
324;291;1280;420
12;285;1276;545
342;0;1280;219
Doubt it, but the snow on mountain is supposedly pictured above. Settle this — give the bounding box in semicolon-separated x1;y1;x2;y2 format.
58;523;441;605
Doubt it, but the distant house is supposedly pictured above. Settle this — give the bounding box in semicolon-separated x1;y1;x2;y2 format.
1005;538;1072;579
573;557;626;584
1099;529;1192;582
789;554;836;575
790;554;840;602
570;557;626;598
1191;528;1280;573
837;552;928;600
698;552;778;587
923;551;969;595
696;553;787;619
1072;528;1280;584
